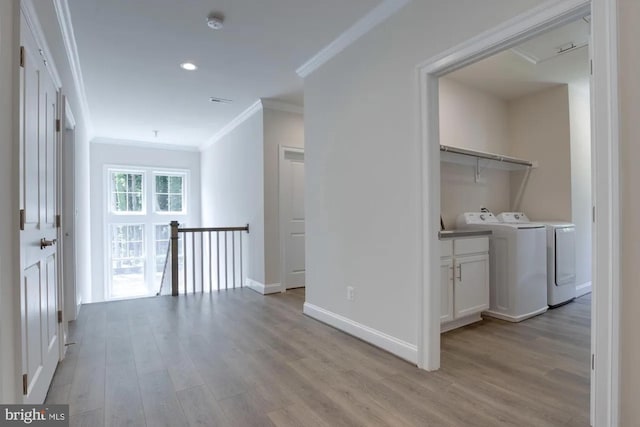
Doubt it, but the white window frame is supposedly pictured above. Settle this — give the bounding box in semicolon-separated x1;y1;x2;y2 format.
103;165;191;300
152;171;188;215
108;223;147;299
108;168;146;216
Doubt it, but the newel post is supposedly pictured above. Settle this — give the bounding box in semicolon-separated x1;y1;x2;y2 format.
170;221;179;296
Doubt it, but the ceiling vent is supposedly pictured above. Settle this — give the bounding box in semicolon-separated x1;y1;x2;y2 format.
209;97;232;104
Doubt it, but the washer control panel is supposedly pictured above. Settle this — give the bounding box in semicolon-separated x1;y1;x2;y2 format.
458;212;500;224
497;212;530;223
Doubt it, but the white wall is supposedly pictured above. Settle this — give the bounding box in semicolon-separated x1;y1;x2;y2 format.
304;0;543;351
619;0;640;422
508;85;573;221
199;106;304;289
440;78;591;293
439;78;511;228
507;85;593;292
263;107;304;285
89;140;201;303
0;0;20;403
201;112;266;284
568;82;592;289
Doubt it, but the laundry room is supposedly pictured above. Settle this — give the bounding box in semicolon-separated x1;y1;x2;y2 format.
436;15;592;416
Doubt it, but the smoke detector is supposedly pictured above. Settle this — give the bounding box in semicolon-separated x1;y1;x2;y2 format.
207;14;224;30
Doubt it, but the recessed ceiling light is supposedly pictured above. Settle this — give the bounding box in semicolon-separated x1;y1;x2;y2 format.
180;62;198;71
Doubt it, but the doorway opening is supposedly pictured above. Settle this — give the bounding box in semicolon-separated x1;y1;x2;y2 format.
438;14;592;424
418;0;620;425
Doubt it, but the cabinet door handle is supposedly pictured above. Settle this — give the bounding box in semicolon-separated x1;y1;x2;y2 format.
456;264;462;281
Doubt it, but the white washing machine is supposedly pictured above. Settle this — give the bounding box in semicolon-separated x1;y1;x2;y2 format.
456;212;548;322
497;212;576;307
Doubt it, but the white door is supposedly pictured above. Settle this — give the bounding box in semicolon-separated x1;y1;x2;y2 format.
62;107;79;320
280;148;305;290
453;254;490;318
19;15;61;403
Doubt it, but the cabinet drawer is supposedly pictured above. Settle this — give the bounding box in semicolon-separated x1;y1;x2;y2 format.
454;237;488;256
440;240;453;257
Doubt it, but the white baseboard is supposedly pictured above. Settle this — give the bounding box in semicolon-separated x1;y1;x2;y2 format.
441;313;483;333
576;281;592;297
245;278;281;295
303;302;418;364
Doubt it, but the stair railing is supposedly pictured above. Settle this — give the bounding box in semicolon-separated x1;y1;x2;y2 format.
169;221;250;296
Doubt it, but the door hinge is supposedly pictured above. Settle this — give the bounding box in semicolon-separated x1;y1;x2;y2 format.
56;119;61;132
19;46;25;68
592;353;595;370
590;59;593;75
56;214;61;228
592;206;596;223
22;374;27;395
19;209;25;230
57;310;63;324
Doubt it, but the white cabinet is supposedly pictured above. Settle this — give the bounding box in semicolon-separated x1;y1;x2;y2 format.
453;254;489;318
440;258;454;323
441;236;490;332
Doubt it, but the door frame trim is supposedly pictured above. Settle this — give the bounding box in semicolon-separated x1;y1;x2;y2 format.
278;145;305;293
56;91;66;361
416;0;619;425
62;96;79;321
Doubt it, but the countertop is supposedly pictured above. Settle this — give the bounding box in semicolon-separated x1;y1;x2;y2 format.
438;229;492;239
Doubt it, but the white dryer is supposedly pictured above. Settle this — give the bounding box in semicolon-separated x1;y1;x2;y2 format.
456;212;548;322
497;212;576;307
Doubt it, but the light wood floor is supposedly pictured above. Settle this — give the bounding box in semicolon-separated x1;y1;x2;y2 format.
46;288;591;426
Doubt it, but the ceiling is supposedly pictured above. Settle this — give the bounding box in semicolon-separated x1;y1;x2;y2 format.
445;18;590;101
68;0;381;147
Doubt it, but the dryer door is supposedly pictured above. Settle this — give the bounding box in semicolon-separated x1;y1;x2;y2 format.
555;227;576;286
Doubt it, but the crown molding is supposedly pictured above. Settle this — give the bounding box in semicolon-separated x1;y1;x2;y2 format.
20;0;63;89
199;100;263;151
53;0;94;137
199;98;304;151
92;137;200;152
261;99;304;115
296;0;411;78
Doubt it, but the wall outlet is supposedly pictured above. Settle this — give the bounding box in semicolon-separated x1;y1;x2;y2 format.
346;286;355;301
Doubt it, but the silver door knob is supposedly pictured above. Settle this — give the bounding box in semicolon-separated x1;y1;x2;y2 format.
40;238;57;249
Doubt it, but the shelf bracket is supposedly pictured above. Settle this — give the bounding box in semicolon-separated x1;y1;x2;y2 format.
474;157;481;183
511;166;533;211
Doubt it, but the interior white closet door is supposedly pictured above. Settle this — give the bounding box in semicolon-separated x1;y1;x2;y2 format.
19;13;60;404
281;148;305;289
